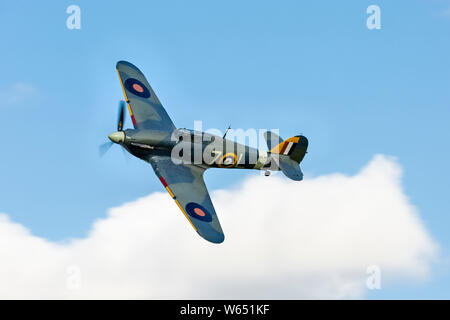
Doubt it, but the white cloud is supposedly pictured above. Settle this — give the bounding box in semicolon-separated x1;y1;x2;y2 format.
0;83;37;106
0;155;438;299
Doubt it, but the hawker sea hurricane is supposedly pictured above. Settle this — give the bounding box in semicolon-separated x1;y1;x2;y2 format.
102;61;308;244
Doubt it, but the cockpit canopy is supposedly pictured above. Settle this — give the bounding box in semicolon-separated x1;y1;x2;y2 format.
173;128;216;143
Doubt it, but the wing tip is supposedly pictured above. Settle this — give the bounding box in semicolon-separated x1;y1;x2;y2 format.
116;60;139;71
198;230;225;244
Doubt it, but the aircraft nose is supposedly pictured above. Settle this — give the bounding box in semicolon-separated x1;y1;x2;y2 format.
108;131;125;144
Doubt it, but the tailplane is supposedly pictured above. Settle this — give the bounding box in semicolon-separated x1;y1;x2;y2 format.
278;156;304;181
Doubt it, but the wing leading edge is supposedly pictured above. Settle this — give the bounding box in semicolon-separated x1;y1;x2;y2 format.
149;156;225;244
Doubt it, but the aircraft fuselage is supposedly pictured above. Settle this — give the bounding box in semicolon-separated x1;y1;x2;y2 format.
119;128;280;172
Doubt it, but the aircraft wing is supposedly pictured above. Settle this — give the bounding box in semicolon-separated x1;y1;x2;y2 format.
149;155;225;243
116;61;176;132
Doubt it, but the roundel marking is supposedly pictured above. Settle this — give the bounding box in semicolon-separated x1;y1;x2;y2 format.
132;83;144;93
124;78;151;98
218;153;237;168
185;202;212;222
193;208;206;217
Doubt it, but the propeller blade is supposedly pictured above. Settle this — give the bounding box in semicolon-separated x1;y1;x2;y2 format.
100;100;127;157
99;141;114;157
121;145;131;164
117;100;126;131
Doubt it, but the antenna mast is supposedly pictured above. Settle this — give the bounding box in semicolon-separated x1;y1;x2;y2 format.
223;125;231;139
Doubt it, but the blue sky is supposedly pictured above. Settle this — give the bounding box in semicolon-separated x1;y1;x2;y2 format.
0;0;449;298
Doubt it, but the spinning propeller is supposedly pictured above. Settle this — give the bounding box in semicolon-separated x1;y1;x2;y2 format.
99;100;127;156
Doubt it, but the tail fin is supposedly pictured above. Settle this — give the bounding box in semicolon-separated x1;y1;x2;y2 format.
265;132;308;163
264;131;284;150
264;131;308;181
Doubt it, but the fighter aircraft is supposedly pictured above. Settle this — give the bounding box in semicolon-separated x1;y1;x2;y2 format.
101;61;308;243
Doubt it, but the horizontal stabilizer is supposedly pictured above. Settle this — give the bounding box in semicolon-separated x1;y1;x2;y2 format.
278;155;303;181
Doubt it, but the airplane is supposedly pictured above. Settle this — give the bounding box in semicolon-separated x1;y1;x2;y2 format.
102;61;308;244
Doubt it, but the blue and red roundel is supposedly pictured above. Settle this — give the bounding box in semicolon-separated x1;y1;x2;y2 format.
124;78;151;98
185;202;212;222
